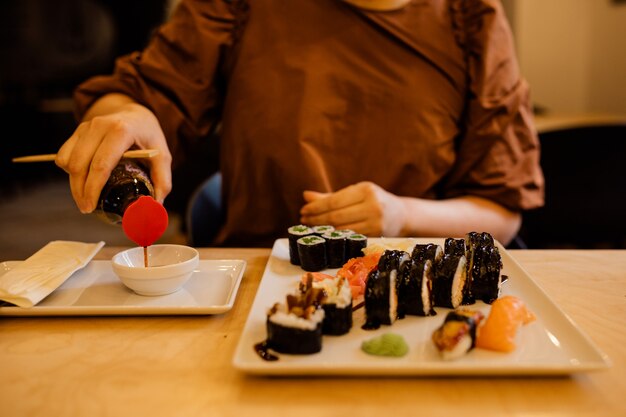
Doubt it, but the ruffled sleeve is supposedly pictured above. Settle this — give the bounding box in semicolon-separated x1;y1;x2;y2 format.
73;0;248;167
444;0;544;211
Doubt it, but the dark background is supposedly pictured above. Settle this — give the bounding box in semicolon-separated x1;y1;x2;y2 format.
1;0;170;194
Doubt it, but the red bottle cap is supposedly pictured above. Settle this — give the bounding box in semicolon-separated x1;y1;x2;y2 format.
122;196;169;247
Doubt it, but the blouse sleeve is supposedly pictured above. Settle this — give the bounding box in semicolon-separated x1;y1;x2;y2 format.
444;0;544;211
73;0;248;166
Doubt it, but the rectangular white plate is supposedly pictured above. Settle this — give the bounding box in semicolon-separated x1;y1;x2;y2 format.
233;238;611;376
0;259;245;316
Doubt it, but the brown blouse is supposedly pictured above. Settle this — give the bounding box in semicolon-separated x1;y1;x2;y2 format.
74;0;544;247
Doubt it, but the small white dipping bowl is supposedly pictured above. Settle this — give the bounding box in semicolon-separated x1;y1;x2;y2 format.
112;244;199;296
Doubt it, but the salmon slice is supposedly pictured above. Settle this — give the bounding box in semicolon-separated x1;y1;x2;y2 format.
476;295;536;353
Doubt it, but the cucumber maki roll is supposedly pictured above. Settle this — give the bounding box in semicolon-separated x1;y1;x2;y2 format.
312;225;334;236
301;274;353;335
322;230;348;268
287;225;314;265
266;286;327;354
432;253;467;309
432;308;484;360
297;235;327;272
346;233;367;260
363;250;409;330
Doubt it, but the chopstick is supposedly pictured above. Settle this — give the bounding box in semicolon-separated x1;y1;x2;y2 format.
12;149;160;163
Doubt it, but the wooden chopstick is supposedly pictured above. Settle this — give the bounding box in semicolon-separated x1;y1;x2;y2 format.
12;149;160;163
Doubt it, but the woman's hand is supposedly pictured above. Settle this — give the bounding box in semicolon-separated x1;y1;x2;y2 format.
300;181;407;237
55;94;172;213
300;182;522;245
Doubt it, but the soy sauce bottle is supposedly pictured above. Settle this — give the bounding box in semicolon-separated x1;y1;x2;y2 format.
96;159;155;224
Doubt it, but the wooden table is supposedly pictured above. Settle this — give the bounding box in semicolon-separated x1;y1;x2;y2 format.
1;248;625;417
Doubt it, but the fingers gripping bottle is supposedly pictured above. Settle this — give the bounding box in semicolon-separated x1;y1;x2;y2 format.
97;159;155;224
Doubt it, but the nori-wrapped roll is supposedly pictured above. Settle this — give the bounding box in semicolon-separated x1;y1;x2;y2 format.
444;238;466;257
266;285;327;354
346;233;367;260
323;230;348;268
312;225;334;236
410;243;443;263
432;253;467;309
397;245;438;318
266;313;324;354
297;235;327;272
471;244;503;304
363;250;409;330
287;225;314;265
301;274;353;335
431;308;484;360
464;232;502;304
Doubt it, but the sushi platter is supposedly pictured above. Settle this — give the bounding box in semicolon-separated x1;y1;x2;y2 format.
232;237;610;376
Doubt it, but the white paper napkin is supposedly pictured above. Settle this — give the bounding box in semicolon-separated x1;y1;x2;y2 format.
0;240;105;308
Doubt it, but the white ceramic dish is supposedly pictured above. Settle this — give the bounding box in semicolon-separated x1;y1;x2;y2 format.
232;238;611;376
112;245;199;296
0;259;245;316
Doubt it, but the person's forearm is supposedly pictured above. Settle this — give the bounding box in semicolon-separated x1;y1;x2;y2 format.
82;93;139;122
399;195;521;245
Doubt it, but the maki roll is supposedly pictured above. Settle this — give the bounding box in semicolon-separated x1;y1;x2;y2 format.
302;273;353;335
363;250;409;330
287;225;314;265
397;244;441;318
346;233;367;260
471;244;503;304
322;230;348;268
410;243;443;263
432;308;484;360
297;235;327;272
444;238;466;257
432;253;467;309
312;225;334;236
266;286;327;354
465;232;502;304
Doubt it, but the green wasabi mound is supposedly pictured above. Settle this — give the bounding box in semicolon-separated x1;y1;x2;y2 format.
361;333;409;357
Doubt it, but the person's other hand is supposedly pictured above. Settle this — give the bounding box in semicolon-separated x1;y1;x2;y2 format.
55;96;172;213
300;181;407;237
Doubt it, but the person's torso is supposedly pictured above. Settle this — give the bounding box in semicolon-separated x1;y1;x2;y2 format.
218;0;468;246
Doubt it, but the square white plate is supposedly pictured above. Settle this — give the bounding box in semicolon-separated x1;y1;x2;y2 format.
233;238;611;376
0;259;245;316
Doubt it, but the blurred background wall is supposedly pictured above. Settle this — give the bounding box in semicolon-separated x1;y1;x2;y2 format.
504;0;626;114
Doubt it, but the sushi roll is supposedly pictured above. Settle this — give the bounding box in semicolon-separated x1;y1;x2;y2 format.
410;243;443;263
432;308;484;360
363;250;409;330
346;233;368;260
287;225;314;265
444;238;466;257
312;225;335;236
297;235;327;272
465;232;502;304
301;273;353;335
432;253;467;309
471;244;503;304
322;230;348;268
266;286;327;354
397;244;439;318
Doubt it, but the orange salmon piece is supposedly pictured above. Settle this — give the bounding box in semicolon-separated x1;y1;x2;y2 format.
476;295;536;353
